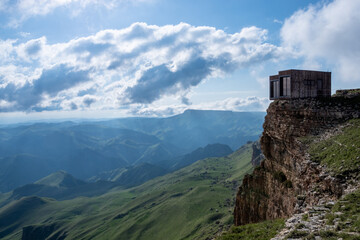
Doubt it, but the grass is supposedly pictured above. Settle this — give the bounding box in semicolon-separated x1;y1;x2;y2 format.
304;230;360;240
217;219;285;240
287;229;309;238
302;213;309;221
299;189;360;240
0;144;254;240
307;119;360;175
326;189;360;233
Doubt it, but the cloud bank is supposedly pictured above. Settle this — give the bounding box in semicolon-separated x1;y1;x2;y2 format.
0;22;279;112
130;96;270;117
281;0;360;81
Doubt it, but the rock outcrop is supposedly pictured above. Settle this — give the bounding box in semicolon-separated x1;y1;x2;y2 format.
234;93;360;226
251;141;264;167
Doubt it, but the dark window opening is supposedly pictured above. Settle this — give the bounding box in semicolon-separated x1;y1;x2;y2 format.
317;79;323;96
317;79;323;89
270;81;274;98
280;78;284;96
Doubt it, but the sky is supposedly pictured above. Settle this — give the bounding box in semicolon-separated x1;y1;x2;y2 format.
0;0;360;123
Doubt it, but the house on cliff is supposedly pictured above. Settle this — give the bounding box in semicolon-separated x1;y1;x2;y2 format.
269;69;331;100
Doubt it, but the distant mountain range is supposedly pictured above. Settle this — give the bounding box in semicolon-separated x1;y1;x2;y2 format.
90;143;233;185
0;143;255;240
5;171;116;205
0;110;265;192
2;143;233;206
99;109;265;151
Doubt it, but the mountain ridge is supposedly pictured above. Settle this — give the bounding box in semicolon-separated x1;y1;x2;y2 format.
0;110;264;192
0;143;255;240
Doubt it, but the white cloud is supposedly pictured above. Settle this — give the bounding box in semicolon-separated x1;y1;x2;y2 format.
1;0;147;27
129;96;269;117
196;96;270;112
19;32;31;38
0;22;279;112
281;0;360;82
0;39;16;62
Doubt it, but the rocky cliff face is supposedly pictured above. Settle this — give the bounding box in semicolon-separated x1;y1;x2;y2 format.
234;93;360;226
250;141;264;167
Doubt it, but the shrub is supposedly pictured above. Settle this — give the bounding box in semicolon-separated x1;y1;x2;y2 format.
273;171;287;183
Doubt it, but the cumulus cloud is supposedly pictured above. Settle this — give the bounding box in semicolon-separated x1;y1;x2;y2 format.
16;37;46;61
0;22;279;112
0;64;90;112
123;55;237;104
281;0;360;82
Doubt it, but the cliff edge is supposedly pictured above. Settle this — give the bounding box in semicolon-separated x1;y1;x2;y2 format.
234;90;360;226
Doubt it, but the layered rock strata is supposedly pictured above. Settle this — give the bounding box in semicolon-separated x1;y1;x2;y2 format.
234;94;360;225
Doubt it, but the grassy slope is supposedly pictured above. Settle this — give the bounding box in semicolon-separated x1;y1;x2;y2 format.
308;119;360;175
0;144;253;240
217;219;285;240
323;189;360;239
286;190;360;240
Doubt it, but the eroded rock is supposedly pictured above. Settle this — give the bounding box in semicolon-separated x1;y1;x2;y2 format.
234;95;360;226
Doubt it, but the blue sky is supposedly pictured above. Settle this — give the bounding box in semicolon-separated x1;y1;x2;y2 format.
0;0;360;122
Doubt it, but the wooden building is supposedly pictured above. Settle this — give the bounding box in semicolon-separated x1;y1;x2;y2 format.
269;69;331;100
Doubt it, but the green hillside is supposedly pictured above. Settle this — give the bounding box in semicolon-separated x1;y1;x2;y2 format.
89;143;233;187
35;170;86;188
308;118;360;175
217;219;285;240
0;143;254;240
0;110;264;193
6;171;117;203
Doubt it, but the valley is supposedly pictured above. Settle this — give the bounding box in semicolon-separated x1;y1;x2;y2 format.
0;110;264;193
0;143;254;240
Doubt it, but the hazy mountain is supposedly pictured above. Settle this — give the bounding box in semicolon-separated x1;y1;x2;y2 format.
101;110;265;151
0;110;265;192
0;154;55;193
89;163;167;188
169;143;234;170
5;143;233;203
6;171;117;203
91;143;233;186
35;170;85;188
112;163;167;188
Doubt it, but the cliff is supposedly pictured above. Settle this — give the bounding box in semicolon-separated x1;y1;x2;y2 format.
234;91;360;226
250;140;264;167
